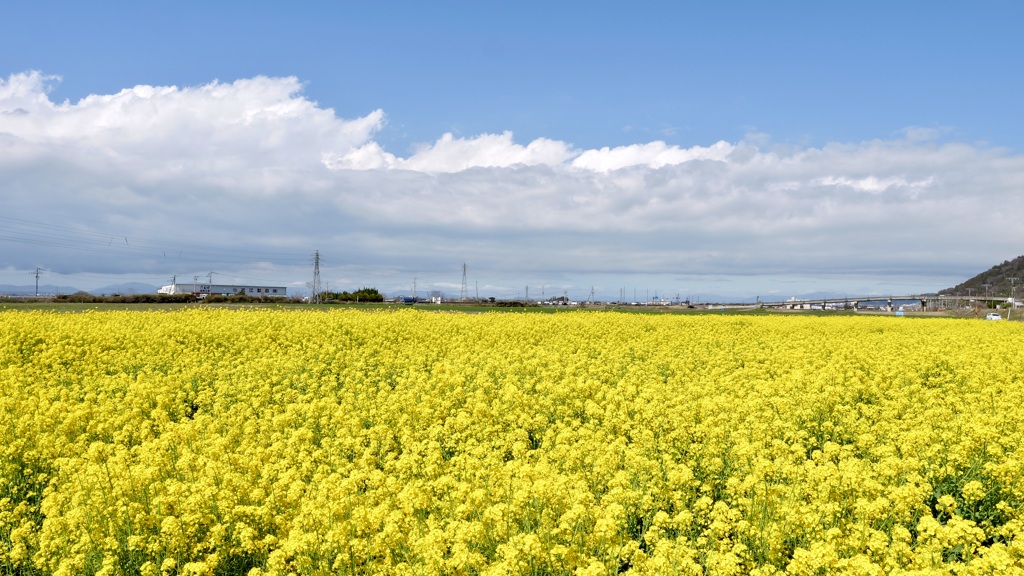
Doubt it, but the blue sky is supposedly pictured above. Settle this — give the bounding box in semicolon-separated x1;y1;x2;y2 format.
10;2;1022;153
2;2;1023;300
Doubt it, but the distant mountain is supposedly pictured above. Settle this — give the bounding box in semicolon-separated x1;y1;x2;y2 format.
941;255;1024;297
0;284;79;296
89;282;159;296
0;282;160;296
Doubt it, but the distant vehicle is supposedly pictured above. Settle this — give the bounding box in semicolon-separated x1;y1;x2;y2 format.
986;312;1002;321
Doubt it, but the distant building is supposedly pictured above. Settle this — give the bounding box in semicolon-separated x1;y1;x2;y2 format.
158;281;287;297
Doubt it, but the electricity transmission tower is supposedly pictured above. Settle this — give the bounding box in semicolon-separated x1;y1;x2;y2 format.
311;250;322;304
460;263;468;302
35;267;43;297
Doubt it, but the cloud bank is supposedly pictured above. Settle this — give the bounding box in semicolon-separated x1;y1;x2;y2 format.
2;71;1022;297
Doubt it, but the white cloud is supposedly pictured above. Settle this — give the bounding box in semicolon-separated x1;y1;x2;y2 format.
570;140;734;172
2;71;1023;297
322;131;578;172
816;175;935;194
398;132;578;172
0;71;382;189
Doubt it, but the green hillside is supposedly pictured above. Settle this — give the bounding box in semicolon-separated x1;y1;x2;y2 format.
941;255;1024;297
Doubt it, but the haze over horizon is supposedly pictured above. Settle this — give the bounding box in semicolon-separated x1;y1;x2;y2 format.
3;2;1023;301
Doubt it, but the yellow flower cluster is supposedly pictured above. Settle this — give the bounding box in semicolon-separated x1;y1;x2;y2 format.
2;308;1024;575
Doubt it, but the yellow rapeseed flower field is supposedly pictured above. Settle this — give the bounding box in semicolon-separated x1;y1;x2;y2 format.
1;308;1023;575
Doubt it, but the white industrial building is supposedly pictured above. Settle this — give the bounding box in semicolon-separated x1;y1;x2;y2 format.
158;278;287;297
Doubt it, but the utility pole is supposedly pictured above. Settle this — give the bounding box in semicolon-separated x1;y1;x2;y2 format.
1010;278;1018;320
35;267;42;297
311;251;322;304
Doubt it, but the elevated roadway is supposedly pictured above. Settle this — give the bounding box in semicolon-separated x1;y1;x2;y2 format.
757;294;1012;311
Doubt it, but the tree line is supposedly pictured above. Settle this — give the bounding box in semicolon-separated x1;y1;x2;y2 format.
320;287;384;302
